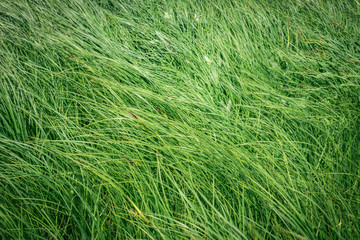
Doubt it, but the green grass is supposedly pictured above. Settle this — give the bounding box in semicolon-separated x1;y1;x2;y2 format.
1;0;359;239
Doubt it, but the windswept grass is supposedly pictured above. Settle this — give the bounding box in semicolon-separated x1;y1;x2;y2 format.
0;0;359;239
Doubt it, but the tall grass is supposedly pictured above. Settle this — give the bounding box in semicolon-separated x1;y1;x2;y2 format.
1;0;359;239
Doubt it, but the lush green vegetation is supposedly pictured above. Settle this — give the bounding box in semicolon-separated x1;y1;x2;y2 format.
1;0;359;239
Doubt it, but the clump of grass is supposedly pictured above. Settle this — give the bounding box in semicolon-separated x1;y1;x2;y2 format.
1;0;359;239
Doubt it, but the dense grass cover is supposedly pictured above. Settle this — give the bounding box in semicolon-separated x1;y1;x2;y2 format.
1;0;359;239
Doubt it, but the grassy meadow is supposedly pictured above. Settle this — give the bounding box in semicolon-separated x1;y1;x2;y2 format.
1;0;359;239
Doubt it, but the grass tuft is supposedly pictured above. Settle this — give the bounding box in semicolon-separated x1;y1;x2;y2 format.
1;0;359;239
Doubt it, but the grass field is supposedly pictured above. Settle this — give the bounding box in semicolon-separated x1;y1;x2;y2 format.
1;0;359;239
